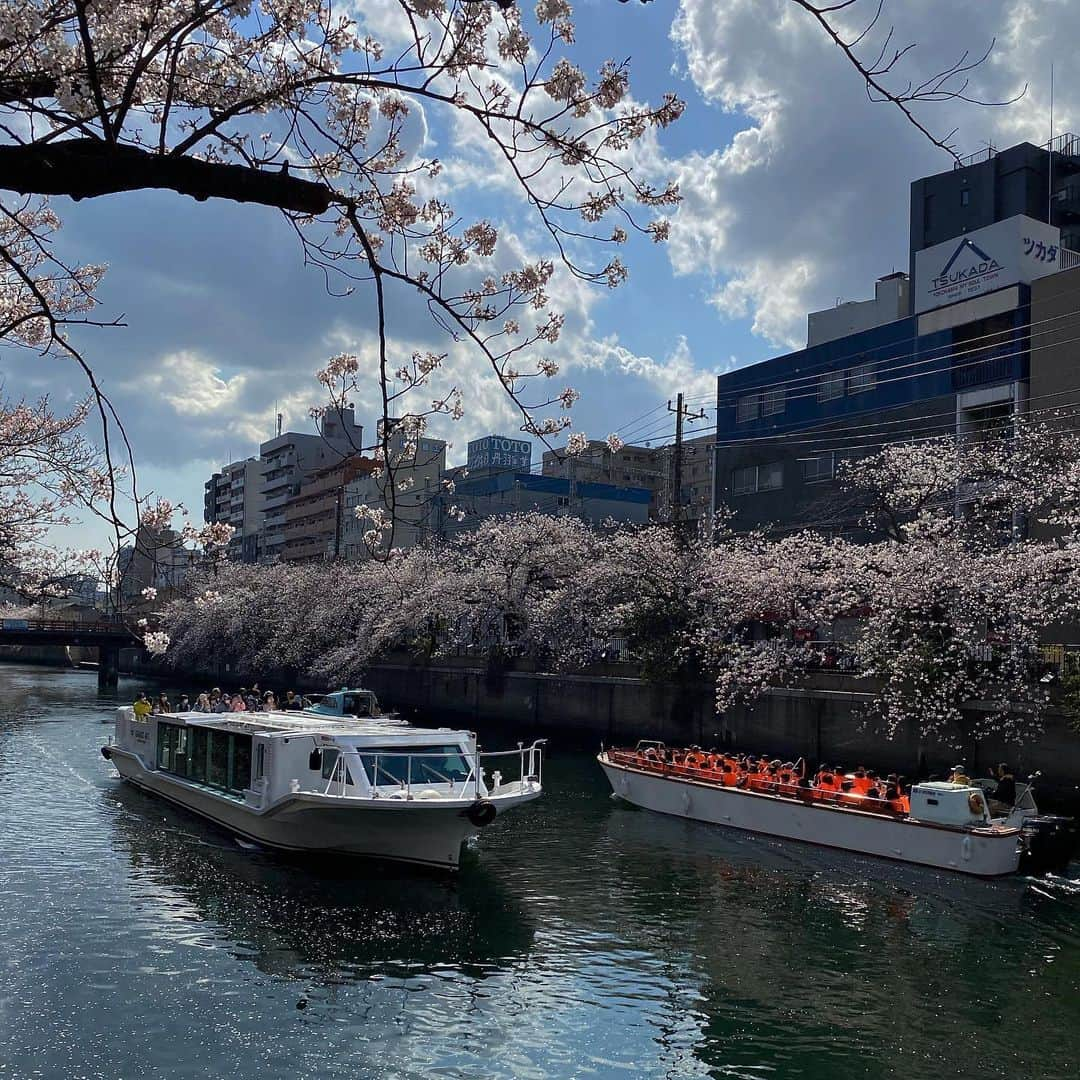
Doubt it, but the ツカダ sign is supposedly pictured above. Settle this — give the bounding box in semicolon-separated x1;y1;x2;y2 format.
914;215;1063;314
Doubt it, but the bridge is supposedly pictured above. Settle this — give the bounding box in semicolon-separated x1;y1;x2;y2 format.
0;618;142;688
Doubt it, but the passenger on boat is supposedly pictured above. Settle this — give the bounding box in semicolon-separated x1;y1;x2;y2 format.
230;693;246;712
193;693;211;713
133;693;152;720
949;764;971;786
990;763;1016;815
155;692;171;714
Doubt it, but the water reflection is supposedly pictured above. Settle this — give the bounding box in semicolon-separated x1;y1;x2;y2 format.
593;799;1080;1079
4;667;1080;1080
107;783;536;985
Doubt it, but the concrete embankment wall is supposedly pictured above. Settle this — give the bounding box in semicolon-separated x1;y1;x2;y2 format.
0;645;79;667
362;658;1080;804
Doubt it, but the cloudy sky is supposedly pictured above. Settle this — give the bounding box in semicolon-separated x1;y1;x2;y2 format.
4;0;1076;542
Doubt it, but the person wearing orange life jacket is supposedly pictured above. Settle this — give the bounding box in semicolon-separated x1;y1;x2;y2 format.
851;768;872;795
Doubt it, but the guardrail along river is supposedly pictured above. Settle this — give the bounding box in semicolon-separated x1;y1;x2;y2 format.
1;666;1078;1079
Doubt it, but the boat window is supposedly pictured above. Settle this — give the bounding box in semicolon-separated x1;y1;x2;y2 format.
208;730;229;788
188;728;209;784
254;744;265;780
320;748;355;786
231;736;253;794
358;744;472;786
156;722;254;796
342;693;373;717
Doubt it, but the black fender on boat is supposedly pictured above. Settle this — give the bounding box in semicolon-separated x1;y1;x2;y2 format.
466;800;498;827
100;746;112;760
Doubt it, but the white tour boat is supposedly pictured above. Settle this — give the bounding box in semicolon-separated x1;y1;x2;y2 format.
599;744;1073;878
103;706;544;870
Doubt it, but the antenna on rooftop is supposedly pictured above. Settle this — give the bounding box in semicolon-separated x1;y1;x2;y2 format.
276;412;283;437
1049;62;1055;225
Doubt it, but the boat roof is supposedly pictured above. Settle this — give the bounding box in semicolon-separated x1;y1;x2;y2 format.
159;709;472;741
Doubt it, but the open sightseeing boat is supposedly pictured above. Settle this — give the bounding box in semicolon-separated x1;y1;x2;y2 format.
104;706;544;870
599;743;1074;878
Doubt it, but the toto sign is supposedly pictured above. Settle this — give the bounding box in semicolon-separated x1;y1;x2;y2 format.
467;435;532;471
914;215;1063;314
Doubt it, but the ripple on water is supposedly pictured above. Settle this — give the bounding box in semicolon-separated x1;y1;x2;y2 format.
1;667;1080;1080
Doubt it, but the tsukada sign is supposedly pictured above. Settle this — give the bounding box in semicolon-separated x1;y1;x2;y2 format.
467;435;532;471
914;215;1063;314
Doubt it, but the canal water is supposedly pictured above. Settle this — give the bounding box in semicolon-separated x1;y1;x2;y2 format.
1;666;1079;1080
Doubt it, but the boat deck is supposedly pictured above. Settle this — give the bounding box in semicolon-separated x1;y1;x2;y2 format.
160;710;468;740
606;750;907;819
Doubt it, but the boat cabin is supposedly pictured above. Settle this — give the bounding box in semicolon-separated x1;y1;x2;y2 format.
116;708;486;808
305;689;392;720
908;782;990;827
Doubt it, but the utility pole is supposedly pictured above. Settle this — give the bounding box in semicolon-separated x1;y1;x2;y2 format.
668;392;707;529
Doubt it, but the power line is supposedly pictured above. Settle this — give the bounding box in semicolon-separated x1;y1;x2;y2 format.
710;304;1080;404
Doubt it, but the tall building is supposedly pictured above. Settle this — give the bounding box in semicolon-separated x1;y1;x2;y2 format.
259;405;364;561
282;455;375;562
714;139;1080;536
341;424;447;558
118;526;191;606
909;136;1080;291
203;457;264;562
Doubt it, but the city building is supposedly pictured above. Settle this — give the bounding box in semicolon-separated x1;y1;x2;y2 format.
340;423;447;558
282;455;375;563
542;440;670;518
118;526;192;606
807;273;910;347
258;405;364;561
678;430;717;529
203;457;264;562
715;137;1080;535
440;469;651;536
909;135;1080;291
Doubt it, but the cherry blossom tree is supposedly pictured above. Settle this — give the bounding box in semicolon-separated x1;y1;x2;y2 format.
0;390;115;599
156;417;1080;745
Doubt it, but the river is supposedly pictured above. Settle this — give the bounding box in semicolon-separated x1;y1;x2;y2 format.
0;665;1078;1080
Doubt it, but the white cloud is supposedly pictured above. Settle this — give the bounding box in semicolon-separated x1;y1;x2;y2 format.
127;350;247;416
666;0;1080;347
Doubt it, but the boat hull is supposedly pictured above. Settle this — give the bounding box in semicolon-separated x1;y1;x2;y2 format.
111;749;520;870
599;757;1022;877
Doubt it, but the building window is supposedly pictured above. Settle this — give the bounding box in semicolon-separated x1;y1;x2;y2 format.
801;453;834;482
736;393;761;423
817;371;844;402
758;462;783;491
848;362;877;395
960;188;970;207
731;466;757;495
731;463;783;496
763;388;785;416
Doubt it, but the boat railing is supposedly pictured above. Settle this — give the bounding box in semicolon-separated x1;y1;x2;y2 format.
321;741;547;801
608;750;908;818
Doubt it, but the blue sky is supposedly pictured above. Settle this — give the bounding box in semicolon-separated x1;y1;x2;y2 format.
2;0;1075;544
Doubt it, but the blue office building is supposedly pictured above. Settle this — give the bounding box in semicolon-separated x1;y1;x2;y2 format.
711;225;1072;532
439;468;651;536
